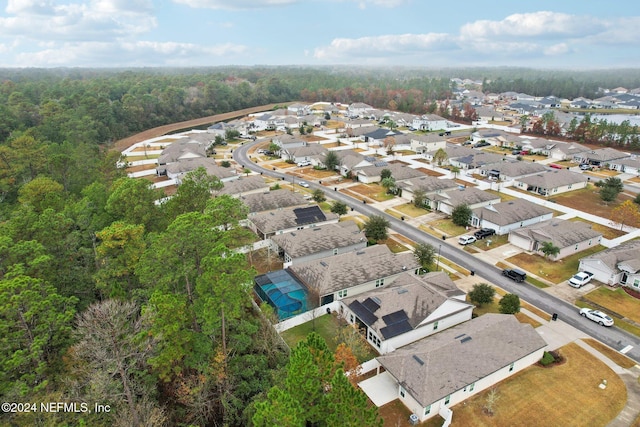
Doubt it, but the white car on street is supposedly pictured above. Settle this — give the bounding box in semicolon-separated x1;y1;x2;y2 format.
298;181;310;188
579;308;614;327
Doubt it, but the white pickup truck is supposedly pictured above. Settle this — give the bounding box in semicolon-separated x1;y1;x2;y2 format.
568;271;594;288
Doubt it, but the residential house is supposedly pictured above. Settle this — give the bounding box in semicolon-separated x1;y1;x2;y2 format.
609;157;640;175
270;221;366;268
574;148;629;167
329;149;373;175
579;240;640;287
409;134;447;155
514;169;588;196
165;158;237;184
252;113;284;131
429;187;500;216
218;175;270;197
272;134;307;151
449;152;504;171
340;271;473;354
519;137;556;155
241;189;309;214
207;122;236;138
365;314;546;422
412;114;448;131
361;127;403;147
156;138;208;176
280;143;328;164
479;161;547;182
548;141;589;161
248;205;338;240
347;102;374;117
287;103;311;115
508;219;603;261
471;199;554;235
288;244;419;306
470;129;512;145
344;118;377;129
399;176;459;202
356;163;425;184
423;144;477;166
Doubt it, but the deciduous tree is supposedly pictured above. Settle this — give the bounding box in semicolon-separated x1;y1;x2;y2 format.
499;293;521;314
330;201;348;218
611;200;640;230
451;204;472;227
468;283;495;307
363;215;390;242
414;243;435;269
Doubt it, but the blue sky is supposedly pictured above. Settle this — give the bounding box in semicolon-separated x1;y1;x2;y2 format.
1;0;639;68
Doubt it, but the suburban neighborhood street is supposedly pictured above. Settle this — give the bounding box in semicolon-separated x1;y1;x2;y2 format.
235;138;640;364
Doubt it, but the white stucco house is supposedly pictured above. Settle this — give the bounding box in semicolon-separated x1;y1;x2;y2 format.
360;314;546;422
340;271;473;354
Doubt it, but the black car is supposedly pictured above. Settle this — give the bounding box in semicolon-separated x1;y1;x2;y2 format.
474;228;496;239
502;268;527;283
473;141;491;148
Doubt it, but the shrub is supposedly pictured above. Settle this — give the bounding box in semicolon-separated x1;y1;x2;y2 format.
540;351;556;366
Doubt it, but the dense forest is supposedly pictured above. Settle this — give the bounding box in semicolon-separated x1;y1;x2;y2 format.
1;66;640;426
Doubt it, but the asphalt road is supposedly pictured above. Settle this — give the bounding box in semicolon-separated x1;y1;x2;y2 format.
234;139;640;364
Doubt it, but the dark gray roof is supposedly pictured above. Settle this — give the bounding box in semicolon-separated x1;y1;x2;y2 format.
363;128;403;140
288;245;419;296
377;314;546;407
452;152;504;168
270;221;365;258
473;199;554;226
241;189;308;213
343;271;469;339
510;218;602;249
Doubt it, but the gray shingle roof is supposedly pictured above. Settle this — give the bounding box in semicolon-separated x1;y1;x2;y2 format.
452;152;504;168
582;148;629;162
218;175;269;196
285;144;328;157
510;219;602;249
288;245;419;296
581;240;640;274
399;176;459;194
270;221;365;258
377;314;546;407
480;161;547;177
343;271;469;339
165;158;236;180
250;205;337;234
432;187;500;207
517;169;588;189
158;139;207;165
473;199;554;226
241;189;308;213
356;163;425;181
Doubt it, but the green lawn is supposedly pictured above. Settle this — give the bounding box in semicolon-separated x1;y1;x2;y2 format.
506;245;605;284
392;203;430;218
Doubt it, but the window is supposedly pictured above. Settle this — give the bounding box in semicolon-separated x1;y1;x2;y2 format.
349;314;354;323
575;244;579;250
433;321;439;331
568;184;572;189
469;382;475;392
424;405;431;416
375;278;384;288
589;239;592;246
333;248;338;255
634;280;640;289
399;386;406;398
509;362;515;372
444;395;451;405
338;289;348;298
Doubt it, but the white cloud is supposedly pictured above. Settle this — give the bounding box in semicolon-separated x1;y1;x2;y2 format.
9;40;248;67
171;0;296;9
460;11;604;40
314;33;454;60
6;0;56;15
544;43;569;56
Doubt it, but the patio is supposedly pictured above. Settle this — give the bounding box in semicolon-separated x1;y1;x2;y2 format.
358;371;398;407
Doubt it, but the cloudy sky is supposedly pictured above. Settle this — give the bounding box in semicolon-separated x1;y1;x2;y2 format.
1;0;639;68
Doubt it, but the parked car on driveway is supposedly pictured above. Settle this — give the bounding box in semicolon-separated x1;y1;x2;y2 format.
474;228;496;240
580;164;591;170
473;141;491;148
458;235;477;245
502;268;527;283
580;308;614;327
297;160;311;167
568;271;594;288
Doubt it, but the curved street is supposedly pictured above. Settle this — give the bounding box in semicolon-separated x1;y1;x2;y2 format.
234;138;640;365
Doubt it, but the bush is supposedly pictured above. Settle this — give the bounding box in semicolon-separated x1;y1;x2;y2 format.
540;351;556;366
220;160;231;168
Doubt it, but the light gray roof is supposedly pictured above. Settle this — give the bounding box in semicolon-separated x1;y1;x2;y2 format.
219;175;269;196
410;133;446;144
610;157;640;168
473;199;554;226
356;163;425;181
288;245;419;296
549;141;589;156
377;314;546;407
581;240;640;274
342;271;470;339
242;189;308;213
582;148;629;162
480;161;547;177
517;169;588;189
285;144;328;157
165;158;236;180
451;152;504;168
432;187;500;207
399;176;459;194
521;137;555;150
510;218;602;249
270;221;364;258
158;139;207;165
274;134;305;146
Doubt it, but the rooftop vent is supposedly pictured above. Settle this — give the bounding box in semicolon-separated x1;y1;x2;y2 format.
397;288;408;295
372;297;382;305
454;333;466;339
412;355;424;366
320;261;328;267
461;336;472;344
356;251;366;255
